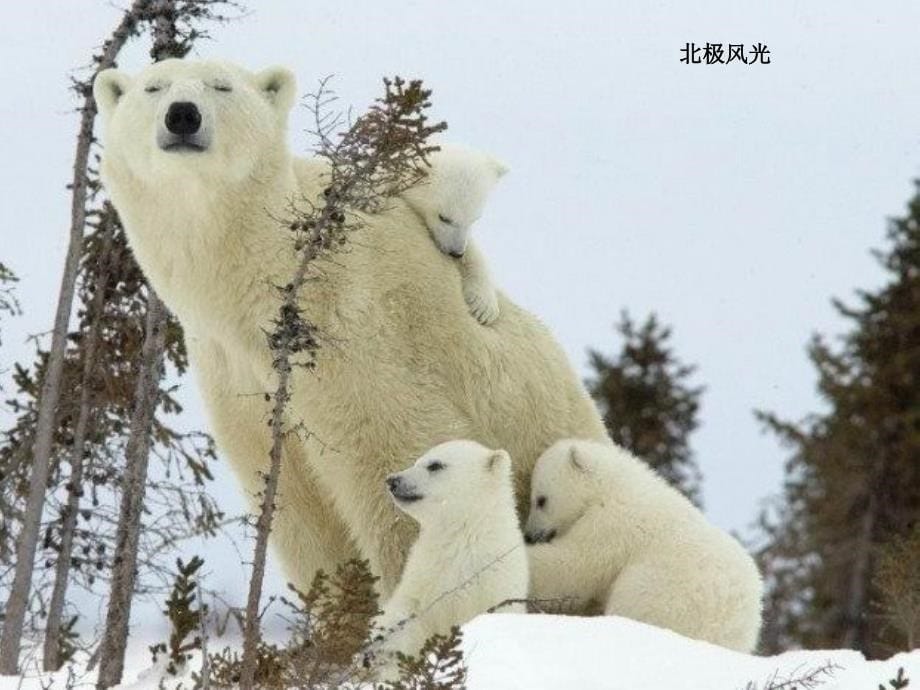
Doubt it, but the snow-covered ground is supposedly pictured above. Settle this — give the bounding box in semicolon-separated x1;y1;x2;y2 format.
464;615;918;690
3;615;918;689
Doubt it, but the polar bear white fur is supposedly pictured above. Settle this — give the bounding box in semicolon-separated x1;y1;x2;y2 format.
92;59;608;595
375;440;527;665
524;439;763;652
401;144;508;325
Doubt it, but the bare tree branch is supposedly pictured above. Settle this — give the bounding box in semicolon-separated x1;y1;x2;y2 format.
0;2;150;674
42;212;117;672
237;76;445;690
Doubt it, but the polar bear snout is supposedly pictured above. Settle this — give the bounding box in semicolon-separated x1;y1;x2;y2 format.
158;101;210;152
430;224;470;259
524;528;556;545
166;101;202;136
386;474;422;503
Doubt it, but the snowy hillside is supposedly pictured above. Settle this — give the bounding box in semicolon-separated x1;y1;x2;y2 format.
4;614;917;689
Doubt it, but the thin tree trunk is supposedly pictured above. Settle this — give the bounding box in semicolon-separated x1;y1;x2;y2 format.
238;363;290;690
42;219;117;672
198;574;211;690
95;7;182;686
95;294;168;690
234;85;443;684
239;200;335;690
841;492;877;651
0;4;149;675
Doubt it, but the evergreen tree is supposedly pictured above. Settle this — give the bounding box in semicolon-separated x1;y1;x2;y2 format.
755;180;920;657
585;312;705;507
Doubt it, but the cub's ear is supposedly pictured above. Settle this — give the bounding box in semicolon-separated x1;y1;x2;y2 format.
569;446;589;474
490;157;510;178
486;449;511;474
256;67;297;113
93;69;132;118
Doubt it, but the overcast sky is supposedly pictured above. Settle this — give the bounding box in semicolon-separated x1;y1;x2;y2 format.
2;0;920;632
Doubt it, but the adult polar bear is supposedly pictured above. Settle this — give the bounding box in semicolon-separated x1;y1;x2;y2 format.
93;59;607;593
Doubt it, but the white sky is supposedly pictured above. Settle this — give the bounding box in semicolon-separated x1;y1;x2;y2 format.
2;0;920;631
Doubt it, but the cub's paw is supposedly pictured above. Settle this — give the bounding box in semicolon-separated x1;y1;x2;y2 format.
464;286;500;326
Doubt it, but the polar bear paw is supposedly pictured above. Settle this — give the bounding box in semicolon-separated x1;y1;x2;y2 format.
464;284;500;326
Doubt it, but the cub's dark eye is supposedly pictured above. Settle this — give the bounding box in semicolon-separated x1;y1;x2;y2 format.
536;495;547;509
144;84;162;93
212;83;233;92
427;461;445;473
438;214;454;226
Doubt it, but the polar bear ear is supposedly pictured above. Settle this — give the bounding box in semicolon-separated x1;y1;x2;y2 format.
94;69;132;118
490;157;510;178
568;446;589;474
256;67;297;114
486;449;511;474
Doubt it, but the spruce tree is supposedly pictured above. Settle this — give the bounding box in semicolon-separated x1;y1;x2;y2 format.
585;312;705;506
756;180;920;657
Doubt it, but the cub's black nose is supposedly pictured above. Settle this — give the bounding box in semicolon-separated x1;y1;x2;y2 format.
165;101;201;136
386;475;400;493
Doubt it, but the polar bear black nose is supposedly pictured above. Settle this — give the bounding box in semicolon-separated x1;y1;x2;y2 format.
386;475;401;493
165;101;201;135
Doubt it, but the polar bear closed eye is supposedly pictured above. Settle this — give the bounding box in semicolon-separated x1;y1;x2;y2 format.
524;439;763;653
373;440;527;675
401;144;508;326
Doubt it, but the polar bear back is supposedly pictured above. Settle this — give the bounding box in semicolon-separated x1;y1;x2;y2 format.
290;157;607;508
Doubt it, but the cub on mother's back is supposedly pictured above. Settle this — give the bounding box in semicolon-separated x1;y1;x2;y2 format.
401;144;508;326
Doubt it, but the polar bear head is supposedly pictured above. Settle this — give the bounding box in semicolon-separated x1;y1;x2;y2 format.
385;440;512;524
401;144;508;258
93;59;297;189
524;439;606;544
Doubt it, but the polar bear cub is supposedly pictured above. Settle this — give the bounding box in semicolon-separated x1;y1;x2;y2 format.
525;439;763;652
401;144;508;326
375;440;528;661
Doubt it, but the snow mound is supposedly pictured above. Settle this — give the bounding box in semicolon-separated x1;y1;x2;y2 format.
462;614;920;690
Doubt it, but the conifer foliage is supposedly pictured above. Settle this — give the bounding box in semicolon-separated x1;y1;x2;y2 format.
874;526;920;649
390;627;467;690
755;181;920;657
207;559;465;689
586;311;705;506
150;556;208;676
288;559;381;670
